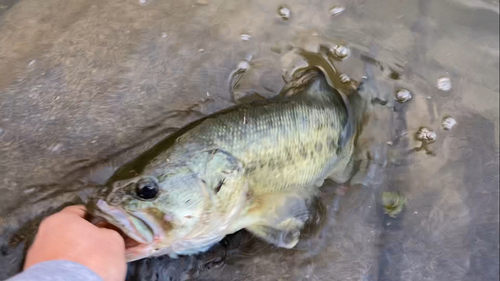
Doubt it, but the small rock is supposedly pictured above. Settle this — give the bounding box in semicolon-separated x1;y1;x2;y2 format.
0;128;4;137
23;187;37;194
437;76;452;91
196;0;208;5
395;89;412;103
332;44;350;59
28;60;36;67
329;5;345;16
427;131;437;141
199;48;205;52
49;143;64;153
416;127;437;143
237;61;250;71
340;74;351;83
278;6;291;20
139;0;146;4
240;34;251;41
161;33;168;38
442;117;456;130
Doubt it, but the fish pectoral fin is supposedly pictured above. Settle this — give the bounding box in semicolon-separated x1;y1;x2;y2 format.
327;135;356;184
245;218;304;249
327;155;354;184
279;67;342;104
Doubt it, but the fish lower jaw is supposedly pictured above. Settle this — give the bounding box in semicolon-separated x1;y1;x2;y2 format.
127;234;226;261
124;242;219;261
124;236;170;261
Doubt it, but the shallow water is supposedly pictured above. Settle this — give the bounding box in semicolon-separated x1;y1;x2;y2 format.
0;0;498;280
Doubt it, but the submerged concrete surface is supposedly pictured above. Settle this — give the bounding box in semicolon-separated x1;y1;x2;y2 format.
0;0;498;280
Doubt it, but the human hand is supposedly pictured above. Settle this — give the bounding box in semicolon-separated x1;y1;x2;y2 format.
24;205;127;281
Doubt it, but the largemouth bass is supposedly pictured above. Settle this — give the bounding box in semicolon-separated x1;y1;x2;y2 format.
90;68;362;261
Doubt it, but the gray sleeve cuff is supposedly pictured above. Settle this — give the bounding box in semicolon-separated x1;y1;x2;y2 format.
5;260;103;281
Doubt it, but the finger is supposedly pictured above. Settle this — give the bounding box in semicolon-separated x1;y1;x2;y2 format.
61;205;87;218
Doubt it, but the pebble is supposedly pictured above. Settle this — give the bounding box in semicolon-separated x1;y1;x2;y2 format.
23;187;37;194
49;143;64;153
139;0;146;4
0;128;4;137
278;6;291;20
416;127;437;143
442;117;457;130
244;54;254;61
437;76;452;91
340;74;351;83
329;5;345;16
332;44;350;59
237;61;250;71
240;34;251;41
161;33;168;38
395;89;412;103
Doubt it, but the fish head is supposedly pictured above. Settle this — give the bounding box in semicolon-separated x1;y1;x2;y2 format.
90;149;248;261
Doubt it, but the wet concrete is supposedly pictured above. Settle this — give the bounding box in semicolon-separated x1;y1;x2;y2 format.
0;0;498;280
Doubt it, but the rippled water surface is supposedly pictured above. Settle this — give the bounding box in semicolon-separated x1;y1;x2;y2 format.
0;0;498;280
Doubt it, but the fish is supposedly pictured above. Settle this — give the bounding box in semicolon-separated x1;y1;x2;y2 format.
88;67;364;262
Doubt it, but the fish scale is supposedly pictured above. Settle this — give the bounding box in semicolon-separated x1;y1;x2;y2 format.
159;99;348;194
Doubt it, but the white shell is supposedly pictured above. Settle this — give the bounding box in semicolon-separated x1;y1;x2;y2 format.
240;34;251;41
416;127;437;142
437;77;452;91
340;74;351;83
332;44;350;59
396;89;412;103
329;6;345;16
442;117;457;130
278;6;291;19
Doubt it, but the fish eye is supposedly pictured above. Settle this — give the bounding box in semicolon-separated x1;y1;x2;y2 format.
135;179;159;200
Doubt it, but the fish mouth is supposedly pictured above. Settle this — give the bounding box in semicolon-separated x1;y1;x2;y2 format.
92;200;158;260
